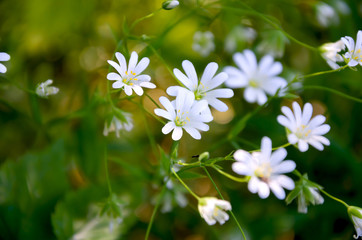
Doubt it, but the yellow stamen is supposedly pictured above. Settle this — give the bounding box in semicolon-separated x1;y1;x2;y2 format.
133;78;138;81
186;117;190;121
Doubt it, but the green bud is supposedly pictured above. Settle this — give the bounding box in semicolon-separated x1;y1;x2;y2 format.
198;152;210;162
162;0;179;10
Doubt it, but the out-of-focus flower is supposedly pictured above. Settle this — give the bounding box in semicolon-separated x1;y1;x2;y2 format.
341;30;362;67
232;137;296;200
35;79;59;98
0;52;10;73
320;40;345;69
192;31;215;57
347;206;362;239
107;51;156;96
277;102;330;152
224;50;287;105
286;174;324;213
257;30;289;58
103;113;133;138
224;26;257;53
334;0;350;15
198;197;231;225
315;2;339;27
162;0;179;10
154;90;213;140
167;60;233;112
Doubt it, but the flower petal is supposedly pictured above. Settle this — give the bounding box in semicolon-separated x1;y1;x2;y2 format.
172;127;183;140
162;122;175;134
134;57;150;74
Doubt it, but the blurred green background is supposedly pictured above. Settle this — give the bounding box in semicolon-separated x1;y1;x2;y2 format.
0;0;361;239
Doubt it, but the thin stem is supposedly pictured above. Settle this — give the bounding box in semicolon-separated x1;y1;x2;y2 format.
145;184;167;240
202;167;247;240
298;65;349;79
318;188;349;208
145;92;162;108
172;168;200;200
104;146;113;194
131;8;162;31
212;166;250;183
302;85;362;103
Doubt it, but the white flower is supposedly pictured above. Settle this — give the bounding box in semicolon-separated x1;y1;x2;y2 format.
224;50;287;105
277;102;330;152
154;90;213;140
348;206;362;239
107;51;156;96
35;79;59;98
167;60;233;112
198;197;231;225
103;113;133;138
297;186;324;214
315;2;338;27
341;30;362;67
320;40;345;69
232;137;296;200
0;52;10;73
192;31;215;57
162;0;179;10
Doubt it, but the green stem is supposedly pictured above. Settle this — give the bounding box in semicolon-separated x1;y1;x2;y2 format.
212;166;250;183
131;8;162;31
302;85;362;103
129;99;166;124
250;142;291;153
145;184;167;240
104;146;112;194
298;65;349;79
145;92;162;108
202;167;247;240
172;168;200;200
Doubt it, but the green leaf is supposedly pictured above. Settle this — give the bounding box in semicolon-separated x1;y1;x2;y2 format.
285;185;302;205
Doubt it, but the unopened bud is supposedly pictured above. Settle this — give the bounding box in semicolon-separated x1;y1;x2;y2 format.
162;0;179;10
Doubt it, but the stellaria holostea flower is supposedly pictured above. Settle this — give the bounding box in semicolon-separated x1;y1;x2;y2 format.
107;51;156;96
232;137;296;199
192;31;215;57
154;90;213;140
167;60;233;112
341;30;362;67
35;79;59;98
103;113;133;138
347;206;362;239
198;197;231;225
320;40;345;69
224;50;287;105
277;102;330;152
0;52;10;73
162;0;179;10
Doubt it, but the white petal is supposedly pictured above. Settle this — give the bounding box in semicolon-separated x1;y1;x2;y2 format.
173;68;194;91
206;89;234;98
258;182;270;199
258;55;274;73
244;87;258;103
277;115;293;130
162;122;175;134
203;72;228;90
273;160;296;174
187;121;209;131
261;77;287;95
140;82;156;89
115;52;127;74
270;148;287;165
133;85;144;96
248;177;259;193
0;52;10;61
302;103;313;125
184;127;201;139
347;59;359;67
269;181;286;200
124;85;133;95
107;73;122;81
256;90;268;105
298;140;309;152
172;127;183;140
312;124;330;135
166;86;183;96
288;134;299;144
313;135;330;146
159;96;176;118
292;102;302;126
136;74;151;82
233;149;252;162
134;57;150;74
200;62;218;84
224;66;248;88
281;106;296;129
276;175;295;190
182;60;198;89
309;115;326;128
206;98;228;112
0;64;7;73
112;81;124;89
267;61;283;76
154;109;173;121
128;51;138;72
108;60;123;75
308;139;325;151
232;162;252;176
261;136;272;160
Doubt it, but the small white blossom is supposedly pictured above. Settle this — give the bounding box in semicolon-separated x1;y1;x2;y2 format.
107;51;156;96
297;186;324;214
348;206;362;239
154;90;213;140
103;113;133;138
167;60;233;112
320;40;345;69
315;2;338;27
277;102;330;152
341;30;362;67
192;31;215;57
232;137;296;200
162;0;179;10
224;50;287;105
35;79;59;98
198;197;231;225
0;52;10;73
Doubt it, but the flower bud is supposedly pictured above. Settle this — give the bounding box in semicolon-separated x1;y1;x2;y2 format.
162;0;179;10
198;152;209;162
35;79;59;98
347;206;362;239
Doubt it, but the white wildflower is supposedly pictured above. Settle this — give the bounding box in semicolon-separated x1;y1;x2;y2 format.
315;2;339;27
341;30;362;67
224;50;287;105
103;113;133;138
232;137;296;200
192;31;215;57
277;102;330;152
154;90;213;141
35;79;59;98
167;60;233;112
107;51;156;96
0;52;10;73
198;197;231;225
320;40;345;69
348;206;362;239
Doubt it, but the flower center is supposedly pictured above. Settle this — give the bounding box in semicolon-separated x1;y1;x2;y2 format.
295;124;312;139
174;110;190;127
122;70;138;86
254;162;273;181
194;83;207;100
350;48;362;62
249;79;260;88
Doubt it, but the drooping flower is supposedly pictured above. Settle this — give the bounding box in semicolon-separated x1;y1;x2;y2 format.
154;90;213;140
341;30;362;67
162;0;179;10
320;40;345;69
232;137;296;200
192;31;215;57
348;206;362;239
277;102;330;152
224;50;287;105
198;197;231;225
167;60;233;112
286;174;324;214
0;52;10;73
103;113;133;138
107;51;156;96
35;79;59;98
